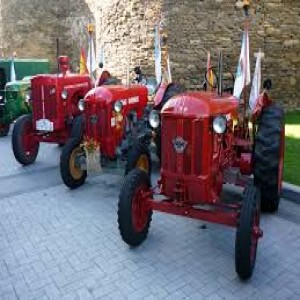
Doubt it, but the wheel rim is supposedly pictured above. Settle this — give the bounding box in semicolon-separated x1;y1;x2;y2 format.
132;184;149;233
135;154;149;173
22;120;38;157
278;127;285;193
69;146;84;180
250;209;261;264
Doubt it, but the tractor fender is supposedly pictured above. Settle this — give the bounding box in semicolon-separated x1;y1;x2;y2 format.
71;115;85;142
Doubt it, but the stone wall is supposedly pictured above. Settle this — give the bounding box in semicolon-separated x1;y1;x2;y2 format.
96;0;300;110
0;0;95;72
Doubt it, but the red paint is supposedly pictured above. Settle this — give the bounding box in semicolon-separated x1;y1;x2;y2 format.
84;85;148;158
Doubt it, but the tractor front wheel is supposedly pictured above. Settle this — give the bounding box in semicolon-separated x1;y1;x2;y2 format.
125;142;152;178
235;182;261;280
0;123;10;137
118;169;152;247
12;114;39;165
60;138;87;189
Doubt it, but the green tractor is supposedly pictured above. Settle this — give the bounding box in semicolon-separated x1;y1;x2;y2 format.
0;58;49;136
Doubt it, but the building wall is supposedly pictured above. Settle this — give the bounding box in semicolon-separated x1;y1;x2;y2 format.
0;0;95;72
0;0;299;109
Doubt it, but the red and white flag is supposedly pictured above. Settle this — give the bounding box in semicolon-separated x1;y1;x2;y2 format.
233;29;251;99
249;51;264;111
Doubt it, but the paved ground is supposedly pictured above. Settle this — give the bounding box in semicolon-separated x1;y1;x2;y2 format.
1;130;300;299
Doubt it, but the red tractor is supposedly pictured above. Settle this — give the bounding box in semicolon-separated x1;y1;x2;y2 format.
11;56;113;166
117;58;285;279
59;69;184;189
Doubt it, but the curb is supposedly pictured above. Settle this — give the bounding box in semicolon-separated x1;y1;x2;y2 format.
282;182;300;204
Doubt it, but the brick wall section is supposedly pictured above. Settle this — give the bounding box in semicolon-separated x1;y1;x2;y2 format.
0;0;299;108
0;0;95;72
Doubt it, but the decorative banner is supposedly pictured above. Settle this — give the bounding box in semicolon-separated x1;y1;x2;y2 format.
249;51;264;111
233;29;251;99
10;57;16;82
154;23;162;85
87;36;97;76
207;51;214;90
79;48;88;75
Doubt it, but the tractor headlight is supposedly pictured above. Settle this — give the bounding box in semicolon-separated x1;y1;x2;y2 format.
149;110;160;129
78;99;85;111
213;116;227;134
61;89;68;100
114;100;123;113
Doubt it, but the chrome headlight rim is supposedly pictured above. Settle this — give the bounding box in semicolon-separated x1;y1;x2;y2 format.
149;110;160;129
114;100;123;113
78;99;85;112
61;89;68;100
213;115;227;134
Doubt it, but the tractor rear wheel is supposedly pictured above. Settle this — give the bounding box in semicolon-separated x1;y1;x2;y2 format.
118;169;152;247
125;142;152;178
253;104;285;213
60;138;87;189
155;83;185;161
235;182;261;280
12;114;39;165
0;123;10;137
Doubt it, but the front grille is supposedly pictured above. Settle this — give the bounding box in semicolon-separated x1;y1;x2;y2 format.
32;84;57;120
162;116;203;176
85;102;108;141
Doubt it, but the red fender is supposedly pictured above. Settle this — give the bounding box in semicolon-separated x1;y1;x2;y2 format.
252;92;272;122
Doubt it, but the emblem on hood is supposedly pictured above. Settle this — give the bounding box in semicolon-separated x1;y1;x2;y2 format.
172;137;187;154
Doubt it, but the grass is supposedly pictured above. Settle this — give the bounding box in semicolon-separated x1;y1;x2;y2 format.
284;111;300;186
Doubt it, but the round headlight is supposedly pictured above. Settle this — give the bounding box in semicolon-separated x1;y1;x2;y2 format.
149;110;160;129
61;89;68;100
213;116;227;134
78;99;85;111
114;101;123;113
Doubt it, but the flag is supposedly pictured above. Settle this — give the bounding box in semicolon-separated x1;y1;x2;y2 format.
99;47;105;67
10;57;16;82
166;53;172;83
207;51;214;90
87;36;97;76
249;51;263;111
233;29;251;99
154;23;162;84
79;48;88;75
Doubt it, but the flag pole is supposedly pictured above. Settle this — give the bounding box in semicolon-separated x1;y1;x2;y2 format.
87;24;94;79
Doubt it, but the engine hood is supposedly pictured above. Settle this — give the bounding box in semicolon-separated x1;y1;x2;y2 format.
161;91;239;118
84;84;148;105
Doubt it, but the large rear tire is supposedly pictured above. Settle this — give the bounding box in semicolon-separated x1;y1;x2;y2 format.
235;182;261;280
125;142;152;178
60;138;87;189
0;123;10;137
12;114;39;165
253;104;285;213
118;169;152;247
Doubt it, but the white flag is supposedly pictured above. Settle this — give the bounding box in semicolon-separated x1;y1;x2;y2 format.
249;52;263;111
10;58;16;82
87;36;97;76
99;46;105;67
154;24;162;85
233;30;251;99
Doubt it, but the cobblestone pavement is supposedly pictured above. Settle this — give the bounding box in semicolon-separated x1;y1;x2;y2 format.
1;134;300;300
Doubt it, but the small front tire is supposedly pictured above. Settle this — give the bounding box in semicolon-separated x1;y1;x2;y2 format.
12;114;39;165
235;182;261;280
118;169;152;247
60;138;87;189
